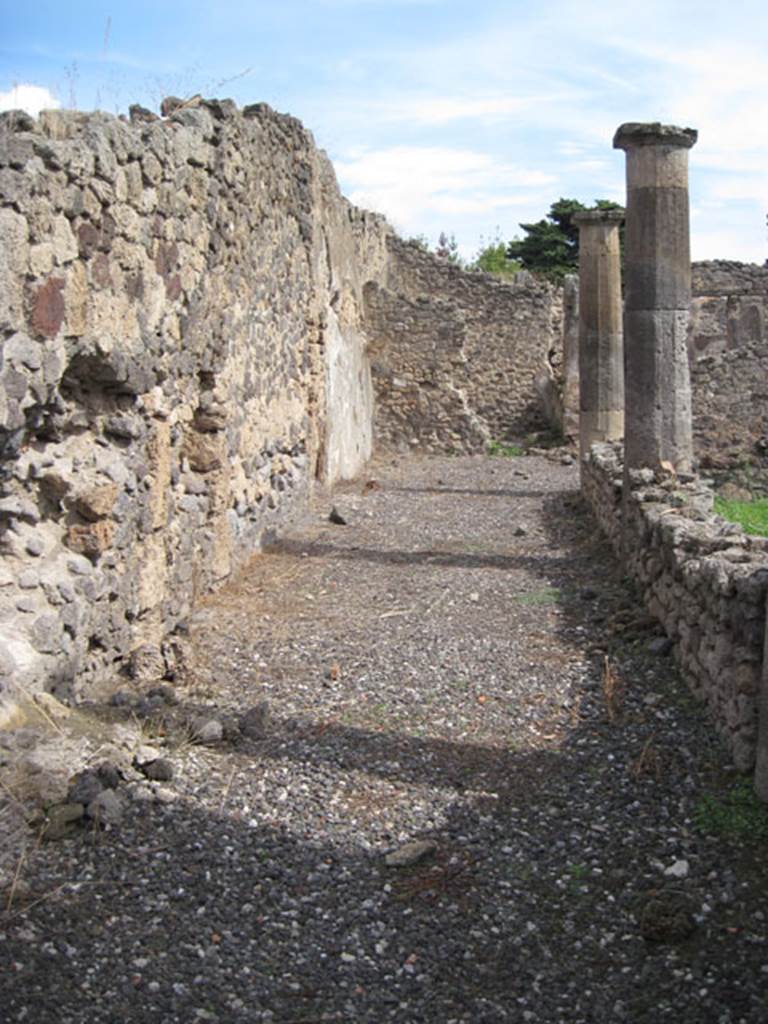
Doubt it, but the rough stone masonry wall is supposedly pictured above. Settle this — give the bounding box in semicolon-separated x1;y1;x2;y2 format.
0;99;390;711
582;442;768;771
364;236;563;452
689;261;768;469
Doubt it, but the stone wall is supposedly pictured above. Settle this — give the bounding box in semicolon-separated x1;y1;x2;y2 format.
689;261;768;470
0;99;390;709
582;442;768;771
0;97;570;710
364;236;563;452
544;260;768;468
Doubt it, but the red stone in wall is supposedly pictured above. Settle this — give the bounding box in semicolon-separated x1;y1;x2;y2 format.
29;277;65;338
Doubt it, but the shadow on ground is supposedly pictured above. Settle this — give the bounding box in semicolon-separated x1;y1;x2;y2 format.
2;456;767;1024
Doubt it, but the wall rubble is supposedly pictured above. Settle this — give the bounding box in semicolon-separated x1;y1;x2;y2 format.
582;442;768;771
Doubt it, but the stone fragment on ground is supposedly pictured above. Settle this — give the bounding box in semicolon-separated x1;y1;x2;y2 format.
86;788;125;826
67;769;105;806
138;758;174;782
134;744;163;767
664;858;690;879
96;762;122;789
41;802;84;841
384;839;438;867
191;716;223;744
239;701;271;739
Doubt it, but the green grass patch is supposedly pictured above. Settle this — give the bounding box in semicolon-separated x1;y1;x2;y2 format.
567;862;589;881
694;779;768;841
714;495;768;536
514;587;560;606
488;441;524;457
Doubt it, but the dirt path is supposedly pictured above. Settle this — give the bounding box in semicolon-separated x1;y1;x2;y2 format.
2;453;767;1023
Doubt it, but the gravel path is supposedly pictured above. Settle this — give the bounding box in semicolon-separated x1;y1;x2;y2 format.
2;453;767;1023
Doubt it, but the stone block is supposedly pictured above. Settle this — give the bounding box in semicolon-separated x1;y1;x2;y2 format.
29;613;63;654
28;276;66;339
0;207;29;331
64;261;89;336
66;521;115;559
183;432;224;473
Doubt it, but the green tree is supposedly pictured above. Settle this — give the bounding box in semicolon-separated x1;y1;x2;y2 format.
470;229;521;278
507;198;623;281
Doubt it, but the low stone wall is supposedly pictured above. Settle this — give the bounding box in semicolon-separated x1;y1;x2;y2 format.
582;442;768;772
364;236;563;452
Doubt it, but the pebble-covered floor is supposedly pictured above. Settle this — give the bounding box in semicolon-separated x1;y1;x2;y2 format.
1;453;767;1023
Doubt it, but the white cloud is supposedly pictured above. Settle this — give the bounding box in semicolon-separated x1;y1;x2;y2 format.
0;83;60;117
355;92;571;127
335;145;557;230
692;228;765;265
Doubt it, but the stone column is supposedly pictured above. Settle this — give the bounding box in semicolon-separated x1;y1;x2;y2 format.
560;274;580;442
573;209;625;465
613;122;697;473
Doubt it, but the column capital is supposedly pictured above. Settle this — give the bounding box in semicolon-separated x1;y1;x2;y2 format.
613;122;697;151
573;209;625;228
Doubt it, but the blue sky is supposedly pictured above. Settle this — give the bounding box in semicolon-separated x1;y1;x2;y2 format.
2;0;767;263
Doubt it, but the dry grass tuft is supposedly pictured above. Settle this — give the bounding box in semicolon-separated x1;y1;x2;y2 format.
602;656;624;724
633;734;661;780
0;774;39;915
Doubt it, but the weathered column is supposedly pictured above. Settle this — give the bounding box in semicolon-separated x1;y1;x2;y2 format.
573;209;625;465
560;274;580;442
613;122;697;473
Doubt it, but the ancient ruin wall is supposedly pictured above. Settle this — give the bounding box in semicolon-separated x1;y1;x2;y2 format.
582;442;768;771
689;261;768;469
542;260;768;467
364;236;563;452
0;100;390;709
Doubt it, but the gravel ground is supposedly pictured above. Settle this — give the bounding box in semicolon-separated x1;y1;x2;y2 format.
2;452;767;1023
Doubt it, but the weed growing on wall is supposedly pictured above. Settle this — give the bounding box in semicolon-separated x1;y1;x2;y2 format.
714;496;768;536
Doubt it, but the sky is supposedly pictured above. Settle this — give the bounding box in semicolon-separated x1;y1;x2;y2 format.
1;0;767;264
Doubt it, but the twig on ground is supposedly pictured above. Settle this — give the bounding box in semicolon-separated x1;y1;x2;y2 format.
602;656;624;724
219;768;237;812
633;734;661;780
5;846;27;913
